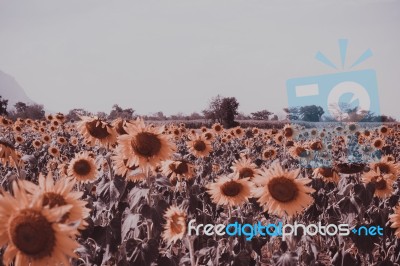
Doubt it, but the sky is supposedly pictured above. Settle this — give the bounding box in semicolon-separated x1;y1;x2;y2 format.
0;0;399;118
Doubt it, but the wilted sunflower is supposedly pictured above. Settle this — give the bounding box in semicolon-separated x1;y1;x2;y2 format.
230;156;260;179
161;159;195;181
362;169;394;198
22;172;90;230
187;134;212;158
207;176;253;207
117;118;175;171
76;116;117;147
111;151;146;182
162;206;187;244
0;182;79;266
68;151;98;183
0;138;17;165
312;167;340;183
389;205;400;238
252;163;315;217
289;143;311;159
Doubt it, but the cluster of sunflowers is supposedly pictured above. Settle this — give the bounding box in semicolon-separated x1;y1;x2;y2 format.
1;114;400;265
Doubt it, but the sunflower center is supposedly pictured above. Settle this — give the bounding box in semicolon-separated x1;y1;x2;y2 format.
268;177;298;203
284;128;293;138
85;120;110;139
295;147;308;157
73;159;92;176
221;181;243;197
239;167;254;178
193;140;206;152
9;209;56;259
131;132;162;157
214;125;222;132
170;214;185;234
375;163;390;174
175;161;189;175
374;140;382;147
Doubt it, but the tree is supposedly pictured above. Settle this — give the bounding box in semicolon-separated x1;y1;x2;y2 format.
251;110;273;120
66;108;91;122
0;95;8;115
203;95;239;128
14;102;27;114
299;105;324;122
108;104;135;120
283;107;300;120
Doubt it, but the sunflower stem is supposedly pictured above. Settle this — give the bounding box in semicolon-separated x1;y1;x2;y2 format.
187;235;196;266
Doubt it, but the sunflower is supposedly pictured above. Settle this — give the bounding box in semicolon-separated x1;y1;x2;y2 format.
112;118;129;135
362;169;394;198
57;136;67;145
14;135;24;145
187;134;212;158
230;156;260;179
68;152;98;183
48;146;61;158
372;137;385;149
111;151;146;182
312;167;340;183
203;131;214;141
252;163;315;217
117;118;175;171
0;138;17;165
207;176;253;207
161;159;195;181
262;148;277;160
22;172;90;230
289;143;311;159
0;182;79;266
308;140;324;152
389;205;400;238
70;136;79;146
42;134;51;144
162;206;187;244
274;134;284;145
76;116;117;147
212;123;224;134
379;126;389;136
233;127;245;138
370;156;400;179
283;124;296;140
32;140;42;150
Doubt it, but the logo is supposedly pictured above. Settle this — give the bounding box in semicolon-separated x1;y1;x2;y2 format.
187;220;383;241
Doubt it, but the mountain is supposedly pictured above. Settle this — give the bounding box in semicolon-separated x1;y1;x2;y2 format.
0;70;35;109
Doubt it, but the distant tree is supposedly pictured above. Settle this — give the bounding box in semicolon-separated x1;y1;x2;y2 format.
97;112;108;119
9;102;45;120
66;108;91;122
271;115;279;121
108;104;135;120
283;107;300;120
236;112;251;120
251;110;273;120
0;95;8;115
189;112;203;120
299;105;324;122
203;95;239;128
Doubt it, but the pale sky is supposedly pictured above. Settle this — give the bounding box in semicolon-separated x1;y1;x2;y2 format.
0;0;399;117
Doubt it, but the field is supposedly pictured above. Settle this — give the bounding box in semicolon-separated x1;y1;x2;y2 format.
1;115;400;266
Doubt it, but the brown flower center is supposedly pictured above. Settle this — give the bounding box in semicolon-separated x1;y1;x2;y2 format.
170;214;185;234
221;180;243;197
284;127;293;138
73;159;92;176
131;132;162;157
193;140;206;152
268;177;298;203
371;176;387;190
175;161;189;175
85;120;111;139
374;140;383;148
214;125;222;132
374;163;390;174
204;132;213;140
9;209;56;259
239;167;254;178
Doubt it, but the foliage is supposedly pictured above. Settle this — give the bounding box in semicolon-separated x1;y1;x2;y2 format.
0;95;8;115
203;95;239;128
251;109;273;120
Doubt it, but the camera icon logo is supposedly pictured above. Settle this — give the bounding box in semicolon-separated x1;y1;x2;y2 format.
286;39;381;167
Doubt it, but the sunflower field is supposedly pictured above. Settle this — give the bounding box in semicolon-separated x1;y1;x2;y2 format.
1;114;400;266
